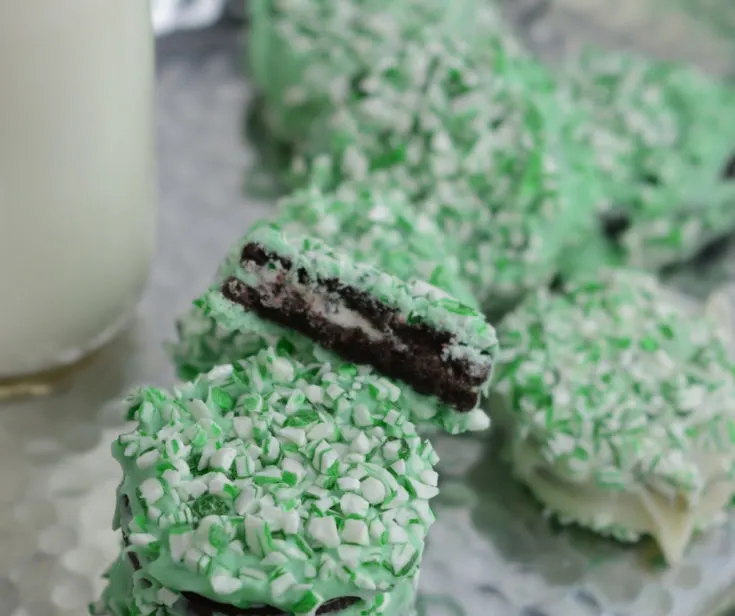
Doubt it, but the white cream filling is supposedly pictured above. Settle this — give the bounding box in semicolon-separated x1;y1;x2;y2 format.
510;437;735;564
249;263;392;343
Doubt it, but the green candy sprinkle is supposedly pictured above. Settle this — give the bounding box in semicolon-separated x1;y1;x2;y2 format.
211;387;235;410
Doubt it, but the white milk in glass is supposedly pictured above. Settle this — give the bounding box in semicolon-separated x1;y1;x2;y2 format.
0;1;156;381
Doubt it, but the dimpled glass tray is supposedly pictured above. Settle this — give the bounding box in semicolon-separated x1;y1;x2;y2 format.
2;5;735;616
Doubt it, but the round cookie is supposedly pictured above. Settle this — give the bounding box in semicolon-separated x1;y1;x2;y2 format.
294;38;601;310
495;268;735;563
106;350;439;614
564;48;735;269
196;223;496;434
247;0;521;144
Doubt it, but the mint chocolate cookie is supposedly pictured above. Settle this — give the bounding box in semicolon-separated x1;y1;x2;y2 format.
203;223;496;422
496;268;735;563
92;351;435;614
171;223;495;434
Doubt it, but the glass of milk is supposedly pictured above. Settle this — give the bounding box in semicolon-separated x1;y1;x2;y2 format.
0;0;156;394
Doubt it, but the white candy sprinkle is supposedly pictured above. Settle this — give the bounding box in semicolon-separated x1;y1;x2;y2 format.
136;450;160;469
235;455;255;478
239;567;267;581
337;544;363;569
211;573;242;595
128;533;157;546
283;509;301;535
168;531;194;562
353;404;373;426
261;551;289;567
307;516;340;548
340;493;369;516
467;409;491;431
382;441;401;461
233;416;253;439
210;447;237;472
326;384;343;399
207;473;232;496
280;427;307;447
303;385;324;404
184;479;208;499
391;544;416;573
360;477;387;504
139;478;164;503
420;469;439;487
388;524;409;544
337;477;361;492
308;422;335;442
271;357;295;382
341;519;369;545
162;469;182;486
189;399;211;421
351;432;371;454
207;365;233;381
271;571;296;598
282;458;305;481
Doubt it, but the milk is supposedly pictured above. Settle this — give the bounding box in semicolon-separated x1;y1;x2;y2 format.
0;1;156;378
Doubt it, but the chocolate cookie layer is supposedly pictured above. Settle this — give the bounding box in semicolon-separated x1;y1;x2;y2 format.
221;242;489;410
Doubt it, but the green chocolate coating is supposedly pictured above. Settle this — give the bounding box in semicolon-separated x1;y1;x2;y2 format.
496;268;735;503
111;349;438;613
91;553;418;615
564;48;735;269
213;224;495;352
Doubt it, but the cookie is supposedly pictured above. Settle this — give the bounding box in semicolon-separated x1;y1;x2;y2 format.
292;37;601;310
167;173;480;383
565;48;735;269
94;351;436;614
247;0;520;144
495;268;735;563
203;223;497;414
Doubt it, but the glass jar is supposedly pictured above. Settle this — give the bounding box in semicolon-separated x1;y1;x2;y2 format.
0;0;156;389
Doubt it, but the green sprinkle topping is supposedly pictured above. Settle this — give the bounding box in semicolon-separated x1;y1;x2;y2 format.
113;347;438;611
497;269;735;521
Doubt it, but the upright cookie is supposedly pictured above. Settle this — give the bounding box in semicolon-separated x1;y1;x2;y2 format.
93;351;436;615
565;48;735;269
199;224;496;430
167;176;477;385
496;268;735;563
